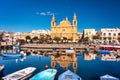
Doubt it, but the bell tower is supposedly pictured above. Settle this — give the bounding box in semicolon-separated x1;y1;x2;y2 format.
51;14;56;27
72;13;77;26
73;53;78;73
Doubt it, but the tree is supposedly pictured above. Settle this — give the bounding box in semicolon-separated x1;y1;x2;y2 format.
63;37;67;43
25;36;31;43
0;33;3;40
32;36;38;40
83;37;89;44
32;36;39;43
26;36;31;40
93;34;100;40
53;36;61;43
0;36;3;40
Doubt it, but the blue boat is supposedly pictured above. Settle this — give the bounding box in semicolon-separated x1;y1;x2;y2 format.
30;69;57;80
58;70;82;80
100;74;119;80
98;50;110;54
2;52;22;57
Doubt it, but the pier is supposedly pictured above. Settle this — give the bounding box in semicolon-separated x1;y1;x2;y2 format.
21;43;95;53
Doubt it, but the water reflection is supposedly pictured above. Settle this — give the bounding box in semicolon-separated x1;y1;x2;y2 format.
83;50;96;60
2;56;26;63
51;52;78;73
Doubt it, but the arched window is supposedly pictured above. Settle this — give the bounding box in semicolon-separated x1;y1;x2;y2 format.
74;21;76;25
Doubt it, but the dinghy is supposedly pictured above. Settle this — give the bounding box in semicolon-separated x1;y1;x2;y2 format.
30;69;57;80
2;67;36;80
100;74;119;80
58;70;82;80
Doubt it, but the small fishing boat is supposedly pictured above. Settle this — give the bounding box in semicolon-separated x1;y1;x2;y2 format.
66;49;74;53
0;65;4;74
2;52;22;57
58;70;82;80
98;50;110;54
30;69;57;80
100;74;119;80
2;67;36;80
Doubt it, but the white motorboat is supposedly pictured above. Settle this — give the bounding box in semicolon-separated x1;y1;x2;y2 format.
2;67;36;80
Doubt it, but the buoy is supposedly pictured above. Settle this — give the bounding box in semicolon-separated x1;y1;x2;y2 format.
45;65;48;69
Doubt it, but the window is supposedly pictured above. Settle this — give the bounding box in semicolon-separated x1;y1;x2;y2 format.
108;37;111;40
108;33;111;36
118;33;120;35
103;33;106;36
113;33;116;36
103;37;106;40
74;21;76;25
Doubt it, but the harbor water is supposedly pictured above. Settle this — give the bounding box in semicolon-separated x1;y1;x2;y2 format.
0;54;120;80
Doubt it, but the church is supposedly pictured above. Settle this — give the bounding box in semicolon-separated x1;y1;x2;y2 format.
51;13;79;42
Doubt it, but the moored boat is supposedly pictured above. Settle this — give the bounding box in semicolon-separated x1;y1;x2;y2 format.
30;69;57;80
98;50;110;54
100;74;119;80
2;52;22;57
2;67;36;80
58;70;82;80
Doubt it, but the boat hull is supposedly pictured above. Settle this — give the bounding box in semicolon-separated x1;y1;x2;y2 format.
100;74;119;80
58;70;82;80
2;52;22;57
2;67;36;80
30;69;57;80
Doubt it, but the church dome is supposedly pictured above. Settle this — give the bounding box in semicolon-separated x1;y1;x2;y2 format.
59;17;71;26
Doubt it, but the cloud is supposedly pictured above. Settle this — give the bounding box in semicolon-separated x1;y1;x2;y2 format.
36;11;54;16
40;12;46;16
46;11;54;15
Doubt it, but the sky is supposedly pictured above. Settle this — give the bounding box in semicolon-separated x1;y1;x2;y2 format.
0;0;120;33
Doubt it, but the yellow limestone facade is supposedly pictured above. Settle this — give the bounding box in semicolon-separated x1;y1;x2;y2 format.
51;13;79;42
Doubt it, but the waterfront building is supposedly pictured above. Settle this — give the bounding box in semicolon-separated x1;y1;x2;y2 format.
14;32;24;40
51;13;79;42
31;29;50;35
3;32;14;42
98;28;120;44
14;30;51;41
83;29;96;41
